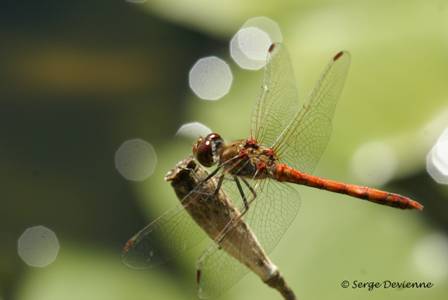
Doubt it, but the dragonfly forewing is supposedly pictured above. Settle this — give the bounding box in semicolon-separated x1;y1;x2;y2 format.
251;43;300;147
273;50;351;173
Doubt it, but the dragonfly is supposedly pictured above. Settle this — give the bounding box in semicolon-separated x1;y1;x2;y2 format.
123;43;424;298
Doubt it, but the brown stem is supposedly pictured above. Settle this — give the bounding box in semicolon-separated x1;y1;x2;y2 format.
264;271;296;300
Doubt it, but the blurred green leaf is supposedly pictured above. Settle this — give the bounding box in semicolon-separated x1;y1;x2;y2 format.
16;245;190;300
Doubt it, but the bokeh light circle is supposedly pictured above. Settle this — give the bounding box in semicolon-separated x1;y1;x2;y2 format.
188;56;233;101
242;16;283;44
18;225;60;267
426;128;448;184
175;122;212;139
230;16;282;70
230;32;266;71
350;141;397;186
413;232;448;281
238;27;272;61
114;138;158;181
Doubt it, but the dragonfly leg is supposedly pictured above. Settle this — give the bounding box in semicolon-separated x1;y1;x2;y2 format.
193;166;223;197
213;174;225;196
215;195;255;245
214;179;261;245
194;154;240;189
201;165;221;183
211;165;261;246
241;177;257;199
234;176;249;210
199;152;242;183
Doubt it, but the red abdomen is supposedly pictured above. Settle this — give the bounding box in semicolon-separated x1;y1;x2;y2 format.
273;164;423;210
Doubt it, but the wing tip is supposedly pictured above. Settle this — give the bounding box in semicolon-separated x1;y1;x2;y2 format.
122;238;134;254
333;51;344;61
333;50;351;61
268;43;276;53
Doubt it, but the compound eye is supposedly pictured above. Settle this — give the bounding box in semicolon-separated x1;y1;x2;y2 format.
206;133;221;140
193;137;214;167
206;133;224;149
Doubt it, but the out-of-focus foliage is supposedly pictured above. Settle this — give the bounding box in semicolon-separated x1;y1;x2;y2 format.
2;0;448;300
16;245;188;300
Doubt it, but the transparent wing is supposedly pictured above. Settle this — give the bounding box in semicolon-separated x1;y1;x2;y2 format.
196;179;301;298
122;203;208;269
197;246;247;299
273;51;351;173
251;43;300;147
122;160;225;269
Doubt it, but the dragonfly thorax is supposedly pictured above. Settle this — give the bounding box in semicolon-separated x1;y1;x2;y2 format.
217;139;277;179
193;133;224;167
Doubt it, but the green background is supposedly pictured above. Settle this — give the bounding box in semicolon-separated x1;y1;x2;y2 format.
1;0;448;299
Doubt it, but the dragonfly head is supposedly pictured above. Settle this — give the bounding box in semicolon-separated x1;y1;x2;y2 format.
193;133;224;167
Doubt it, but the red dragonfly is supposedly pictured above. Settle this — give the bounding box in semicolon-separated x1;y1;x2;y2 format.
123;43;423;298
